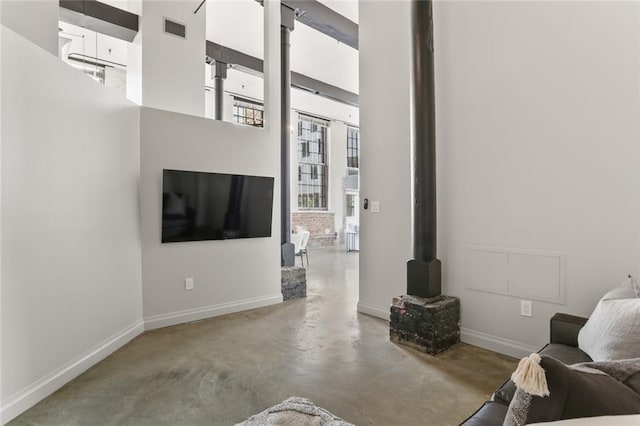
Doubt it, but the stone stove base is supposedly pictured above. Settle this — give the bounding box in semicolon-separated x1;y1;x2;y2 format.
390;294;460;355
281;266;307;300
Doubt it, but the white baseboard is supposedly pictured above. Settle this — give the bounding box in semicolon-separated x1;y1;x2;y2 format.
1;320;144;425
461;327;539;359
356;301;389;320
355;302;536;358
143;294;284;331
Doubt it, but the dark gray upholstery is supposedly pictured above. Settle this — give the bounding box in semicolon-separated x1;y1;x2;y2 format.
539;343;592;365
550;313;589;347
492;342;593;406
505;357;640;425
494;379;517;405
460;313;589;425
461;401;508;426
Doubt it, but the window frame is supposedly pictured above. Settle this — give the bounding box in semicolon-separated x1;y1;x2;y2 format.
297;114;330;210
347;126;359;169
345;126;360;192
232;97;265;128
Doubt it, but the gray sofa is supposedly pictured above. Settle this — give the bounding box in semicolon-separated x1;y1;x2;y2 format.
461;313;590;425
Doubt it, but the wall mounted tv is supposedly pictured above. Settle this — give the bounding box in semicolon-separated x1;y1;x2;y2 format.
162;169;274;243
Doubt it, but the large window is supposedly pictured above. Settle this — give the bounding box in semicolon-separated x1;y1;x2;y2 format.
298;115;329;209
345;127;359;191
232;98;264;127
347;127;359;168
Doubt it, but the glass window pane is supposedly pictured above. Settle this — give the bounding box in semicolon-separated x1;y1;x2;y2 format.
297;115;329;209
232;97;264;127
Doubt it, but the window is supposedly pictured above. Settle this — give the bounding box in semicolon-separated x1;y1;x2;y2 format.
346;127;359;191
347;127;359;168
298;115;329;209
346;193;357;217
232;98;264;127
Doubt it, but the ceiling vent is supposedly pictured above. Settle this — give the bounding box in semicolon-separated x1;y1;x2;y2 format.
164;18;186;39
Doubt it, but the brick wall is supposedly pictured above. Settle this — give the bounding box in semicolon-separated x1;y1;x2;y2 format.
292;211;337;247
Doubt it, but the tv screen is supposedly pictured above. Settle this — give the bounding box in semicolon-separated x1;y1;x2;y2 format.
162;169;274;243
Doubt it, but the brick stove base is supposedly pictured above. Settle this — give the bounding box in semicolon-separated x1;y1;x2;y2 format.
390;294;460;355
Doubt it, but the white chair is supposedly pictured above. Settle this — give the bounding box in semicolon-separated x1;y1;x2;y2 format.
291;232;304;263
296;231;310;267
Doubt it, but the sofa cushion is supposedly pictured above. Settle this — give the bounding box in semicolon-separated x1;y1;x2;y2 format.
504;356;640;426
578;277;640;361
494;344;591;406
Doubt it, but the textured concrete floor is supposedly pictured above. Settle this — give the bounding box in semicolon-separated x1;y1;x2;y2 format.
10;247;517;426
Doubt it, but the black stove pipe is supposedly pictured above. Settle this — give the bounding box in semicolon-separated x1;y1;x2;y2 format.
406;0;441;298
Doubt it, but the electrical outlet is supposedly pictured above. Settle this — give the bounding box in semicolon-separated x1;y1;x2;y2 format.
185;277;194;291
520;300;532;317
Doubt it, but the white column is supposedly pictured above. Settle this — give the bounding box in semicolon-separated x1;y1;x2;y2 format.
264;0;282;247
358;0;412;318
290;111;299;215
329;121;348;241
127;0;206;116
0;5;3;412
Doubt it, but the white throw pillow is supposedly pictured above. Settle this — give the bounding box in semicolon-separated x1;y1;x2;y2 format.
533;415;640;425
578;277;640;361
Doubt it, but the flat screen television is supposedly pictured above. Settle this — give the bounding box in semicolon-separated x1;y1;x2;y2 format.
162;169;274;243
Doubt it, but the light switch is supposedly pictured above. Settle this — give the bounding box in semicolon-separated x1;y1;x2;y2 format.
370;201;380;213
185;277;194;290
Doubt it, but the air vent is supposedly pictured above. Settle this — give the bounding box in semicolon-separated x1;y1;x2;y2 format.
164;18;186;38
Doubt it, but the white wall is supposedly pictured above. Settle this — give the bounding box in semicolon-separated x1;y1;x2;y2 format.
320;0;357;23
0;0;58;56
436;1;640;356
357;0;412;319
101;0;131;12
1;27;143;423
140;0;283;329
359;1;640;357
205;0;358;98
128;0;206;116
329;121;347;237
206;0;264;60
291;23;358;94
139;109;282;328
0;0;4;412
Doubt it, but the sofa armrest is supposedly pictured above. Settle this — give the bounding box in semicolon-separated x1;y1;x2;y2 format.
550;313;588;347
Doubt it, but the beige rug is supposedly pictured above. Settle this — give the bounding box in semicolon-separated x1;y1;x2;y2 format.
236;397;354;426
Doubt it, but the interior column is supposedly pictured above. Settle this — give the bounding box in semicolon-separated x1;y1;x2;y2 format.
280;4;295;266
213;61;227;121
406;0;441;298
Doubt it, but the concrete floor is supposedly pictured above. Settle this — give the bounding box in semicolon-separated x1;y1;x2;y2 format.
10;247;517;426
